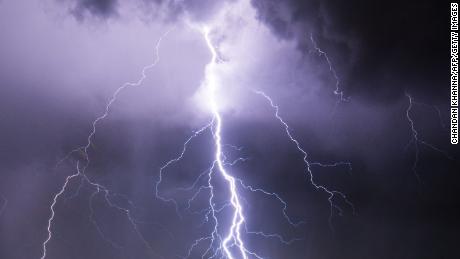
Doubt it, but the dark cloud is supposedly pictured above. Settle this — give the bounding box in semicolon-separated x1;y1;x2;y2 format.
62;0;233;23
179;0;234;22
58;0;449;103
67;0;119;20
251;0;449;103
61;0;450;103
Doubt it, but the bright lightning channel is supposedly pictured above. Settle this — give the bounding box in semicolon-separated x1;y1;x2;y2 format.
203;26;248;259
156;27;301;259
158;22;355;258
40;29;171;259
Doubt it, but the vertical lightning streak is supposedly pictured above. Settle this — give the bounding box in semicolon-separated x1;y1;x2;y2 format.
404;92;453;182
310;33;348;104
203;28;248;259
405;93;421;182
41;166;80;259
41;29;171;259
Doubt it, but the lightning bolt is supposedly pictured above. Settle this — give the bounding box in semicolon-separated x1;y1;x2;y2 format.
404;92;453;182
85;174;162;257
155;120;214;216
156;27;305;259
202;27;249;259
42;2;357;257
40;29;171;259
310;33;349;105
253;90;355;228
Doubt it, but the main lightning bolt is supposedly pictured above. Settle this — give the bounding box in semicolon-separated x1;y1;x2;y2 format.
156;26;303;259
201;27;248;259
41;29;171;259
155;11;357;256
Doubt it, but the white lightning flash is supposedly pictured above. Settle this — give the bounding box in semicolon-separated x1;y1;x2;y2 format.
41;29;171;259
203;27;248;259
157;25;302;258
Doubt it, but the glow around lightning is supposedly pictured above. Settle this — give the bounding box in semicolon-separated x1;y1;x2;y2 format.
155;23;309;258
158;27;253;259
156;19;354;259
203;27;248;259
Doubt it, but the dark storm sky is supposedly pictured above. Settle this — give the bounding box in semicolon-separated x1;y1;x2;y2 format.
0;0;459;259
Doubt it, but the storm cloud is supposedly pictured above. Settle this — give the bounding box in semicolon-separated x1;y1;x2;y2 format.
60;0;450;103
251;0;450;103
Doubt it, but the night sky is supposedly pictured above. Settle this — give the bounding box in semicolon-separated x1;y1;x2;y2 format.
0;0;459;258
